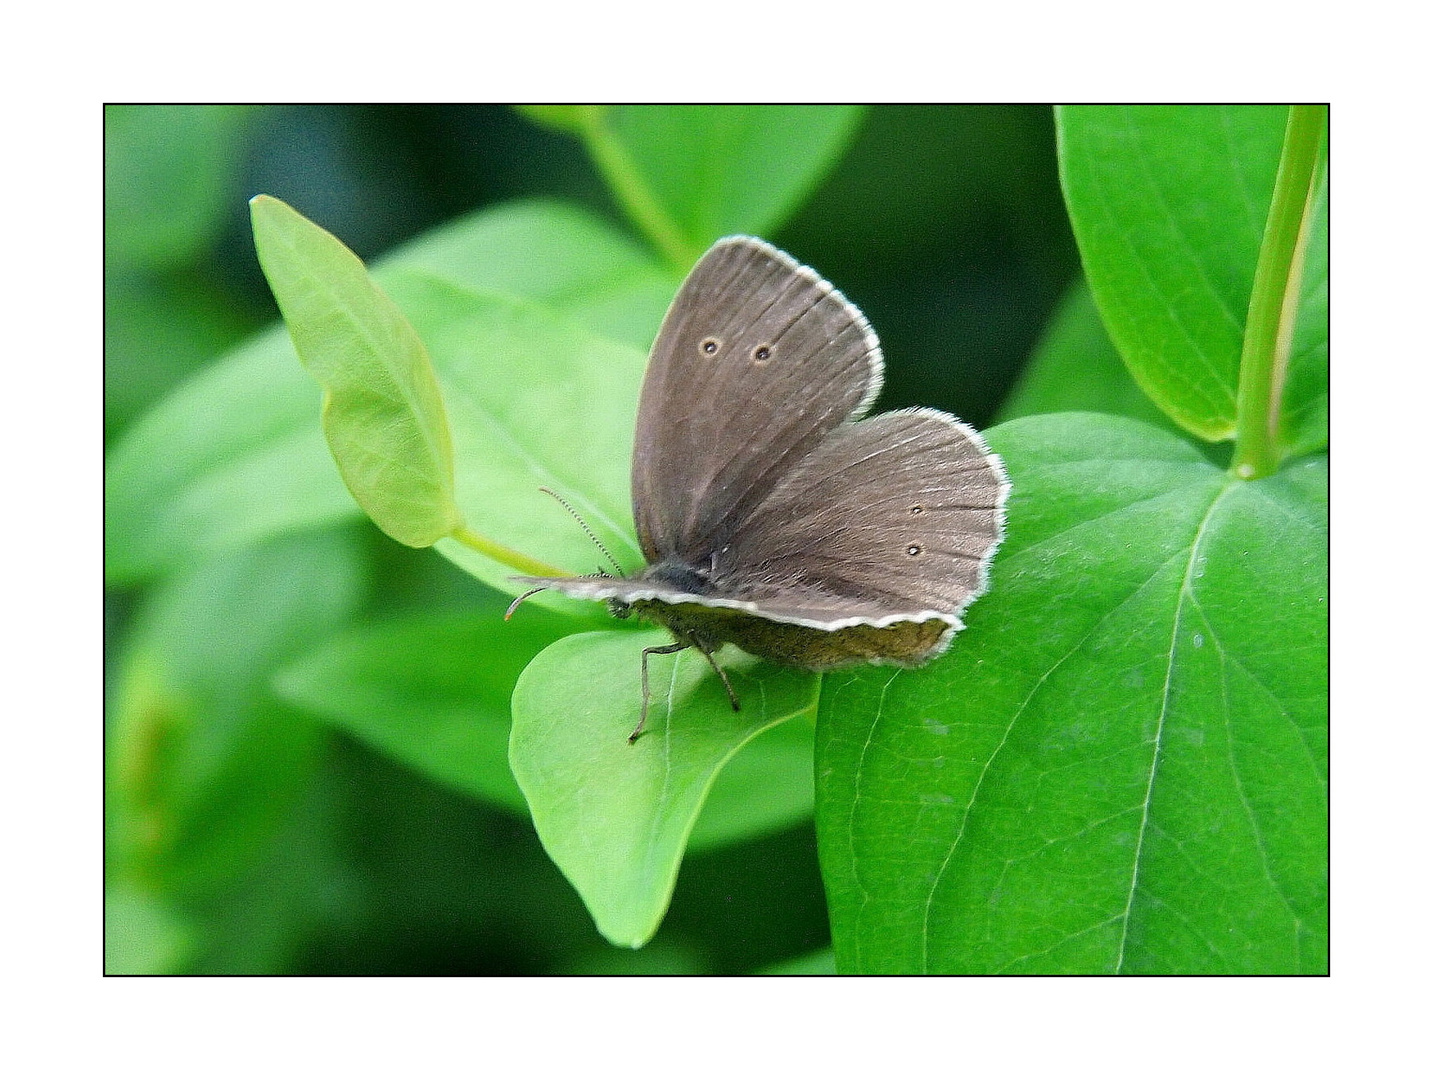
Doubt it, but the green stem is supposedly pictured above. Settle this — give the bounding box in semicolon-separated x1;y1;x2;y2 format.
578;107;696;269
448;523;570;579
1230;104;1327;479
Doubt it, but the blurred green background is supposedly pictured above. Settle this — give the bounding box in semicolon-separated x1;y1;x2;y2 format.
104;105;1080;974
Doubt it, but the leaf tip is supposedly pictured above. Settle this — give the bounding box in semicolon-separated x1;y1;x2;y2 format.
248;192;281;220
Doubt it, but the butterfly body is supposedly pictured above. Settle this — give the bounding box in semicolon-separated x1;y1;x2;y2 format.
626;598;953;670
511;236;1009;737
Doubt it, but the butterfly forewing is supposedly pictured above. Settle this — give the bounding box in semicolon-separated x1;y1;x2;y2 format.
631;237;882;565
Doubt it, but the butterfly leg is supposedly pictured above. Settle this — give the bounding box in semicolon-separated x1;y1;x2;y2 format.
631;641;690;743
694;642;740;714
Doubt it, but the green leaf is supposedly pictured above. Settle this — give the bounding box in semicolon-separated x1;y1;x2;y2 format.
274;604;588;812
998;278;1183;437
105;200;672;586
251;195;461;548
390;199;678;349
585;105;867;265
104;326;355;584
510;628;819;948
105;104;256;271
1056;106;1325;443
105;885;195;974
105;271;256;444
816;413;1327;973
104;104;265;442
107;528;367;899
512;104;600;136
686;710;816;851
385;273;649;595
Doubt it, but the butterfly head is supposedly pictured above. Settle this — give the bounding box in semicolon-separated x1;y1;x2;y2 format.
642;555;716;596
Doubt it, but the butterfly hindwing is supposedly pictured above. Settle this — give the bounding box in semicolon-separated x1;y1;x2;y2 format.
710;407;1008;626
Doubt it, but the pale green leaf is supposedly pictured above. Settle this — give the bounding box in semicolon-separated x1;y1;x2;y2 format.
105;201;671;585
251;194;461;548
510;628;819;948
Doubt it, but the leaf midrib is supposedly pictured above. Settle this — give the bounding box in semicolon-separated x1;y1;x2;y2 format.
1112;478;1236;972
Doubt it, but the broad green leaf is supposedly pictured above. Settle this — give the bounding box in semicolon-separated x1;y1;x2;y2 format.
105;271;256;444
585;105;866;264
389;198;678;349
998;278;1183;437
510;629;819;948
105;104;256;271
251;195;461;548
104;325;355;584
1056;106;1323;443
274;604;590;812
105;200;673;585
107;527;367;899
816;413;1327;974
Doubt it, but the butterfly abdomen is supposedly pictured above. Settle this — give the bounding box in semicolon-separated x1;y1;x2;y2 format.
629;595;954;671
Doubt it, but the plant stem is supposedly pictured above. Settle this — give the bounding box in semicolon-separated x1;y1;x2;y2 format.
448;523;570;579
1230;105;1327;479
578;107;696;269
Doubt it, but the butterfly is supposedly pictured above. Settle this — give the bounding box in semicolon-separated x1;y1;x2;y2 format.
509;236;1009;741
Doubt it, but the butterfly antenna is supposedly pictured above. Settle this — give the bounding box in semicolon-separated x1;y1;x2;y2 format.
504;586;547;621
539;487;624;576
